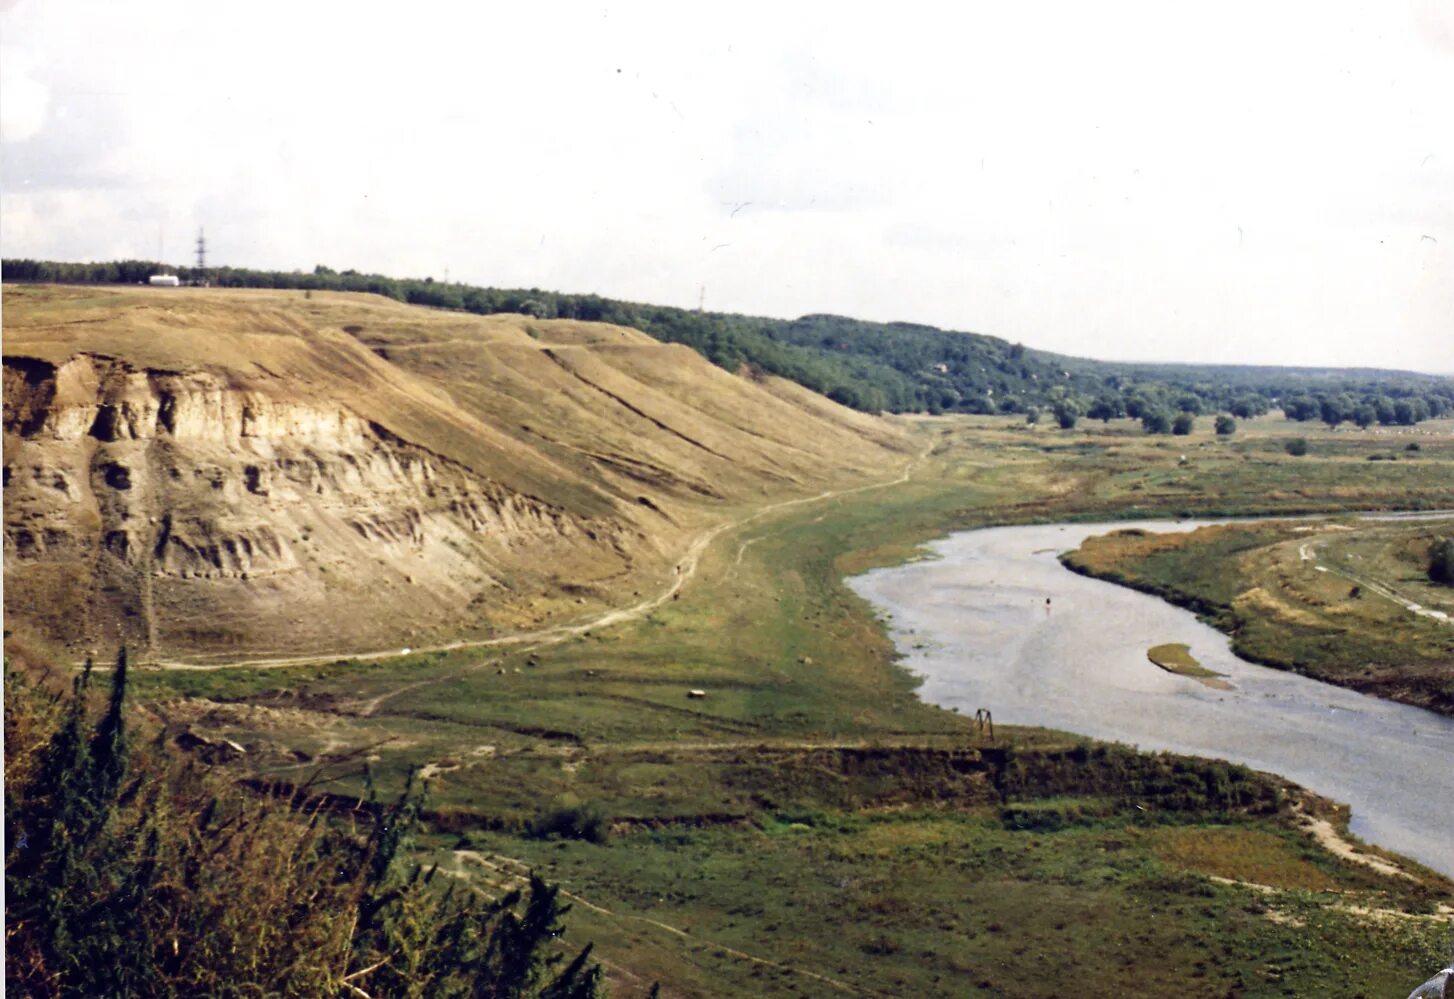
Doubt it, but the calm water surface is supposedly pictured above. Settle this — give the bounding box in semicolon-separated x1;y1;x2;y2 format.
848;520;1454;878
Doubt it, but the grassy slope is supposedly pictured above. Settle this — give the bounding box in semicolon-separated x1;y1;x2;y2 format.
3;284;906;515
124;414;1454;996
453;809;1447;998
3;284;911;659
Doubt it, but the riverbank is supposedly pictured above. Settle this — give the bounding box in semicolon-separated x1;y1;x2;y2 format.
1062;517;1454;715
111;415;1454;996
848;518;1454;878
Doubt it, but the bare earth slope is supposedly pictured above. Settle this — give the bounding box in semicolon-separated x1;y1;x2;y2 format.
3;285;907;661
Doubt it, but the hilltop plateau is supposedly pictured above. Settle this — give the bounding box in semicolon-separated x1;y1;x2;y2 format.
2;285;907;661
10;260;1451;421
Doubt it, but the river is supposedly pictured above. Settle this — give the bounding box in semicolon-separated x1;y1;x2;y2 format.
847;519;1454;878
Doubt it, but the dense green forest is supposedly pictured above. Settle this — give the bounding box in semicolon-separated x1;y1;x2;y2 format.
6;258;1451;429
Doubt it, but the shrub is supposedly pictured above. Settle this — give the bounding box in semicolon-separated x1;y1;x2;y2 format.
1214;414;1236;436
4;654;608;998
1431;538;1454;586
999;802;1094;831
531;795;610;844
1141;409;1172;434
1172;413;1195;436
1284;438;1309;456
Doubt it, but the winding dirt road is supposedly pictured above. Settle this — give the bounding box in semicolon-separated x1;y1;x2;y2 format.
141;441;929;673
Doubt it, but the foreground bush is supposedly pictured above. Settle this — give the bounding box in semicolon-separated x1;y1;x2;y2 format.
5;652;605;998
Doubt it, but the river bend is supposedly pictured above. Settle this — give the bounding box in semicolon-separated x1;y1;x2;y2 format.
848;520;1454;878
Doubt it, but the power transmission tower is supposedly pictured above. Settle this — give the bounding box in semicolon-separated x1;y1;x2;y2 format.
193;229;209;286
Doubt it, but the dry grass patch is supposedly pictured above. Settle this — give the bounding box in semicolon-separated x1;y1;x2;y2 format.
1148;826;1342;891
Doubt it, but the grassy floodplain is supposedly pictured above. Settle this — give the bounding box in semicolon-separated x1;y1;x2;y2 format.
1065;513;1454;715
124;413;1454;997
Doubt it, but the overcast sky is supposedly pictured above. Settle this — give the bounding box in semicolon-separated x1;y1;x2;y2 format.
3;1;1451;372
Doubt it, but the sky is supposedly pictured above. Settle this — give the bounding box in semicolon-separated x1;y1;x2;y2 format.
2;1;1451;373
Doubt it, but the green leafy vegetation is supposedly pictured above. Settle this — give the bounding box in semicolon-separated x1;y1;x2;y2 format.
1141;408;1172;434
9;399;1454;994
530;795;610;845
4;652;610;998
1052;398;1081;429
108;415;1454;993
452;757;1450;998
1431;538;1454;586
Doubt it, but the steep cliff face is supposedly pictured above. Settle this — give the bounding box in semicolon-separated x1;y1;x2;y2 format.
3;352;633;659
3;285;907;661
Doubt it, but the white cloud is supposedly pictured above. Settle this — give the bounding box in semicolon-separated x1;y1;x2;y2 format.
1;0;1451;372
0;45;48;142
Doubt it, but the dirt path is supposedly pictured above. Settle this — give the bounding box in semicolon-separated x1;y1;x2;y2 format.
1206;875;1454;927
1201;807;1451;925
139;441;931;674
1323;562;1452;624
1300;535;1452;625
734;512;827;569
342;448;930;717
1296;811;1416;881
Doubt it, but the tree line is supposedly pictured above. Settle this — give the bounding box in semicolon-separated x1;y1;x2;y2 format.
5;258;1450;425
1040;376;1450;435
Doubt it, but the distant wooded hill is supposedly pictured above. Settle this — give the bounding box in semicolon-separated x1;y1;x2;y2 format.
5;258;1450;427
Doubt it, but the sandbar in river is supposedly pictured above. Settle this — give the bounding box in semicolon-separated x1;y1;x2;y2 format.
848;519;1454;878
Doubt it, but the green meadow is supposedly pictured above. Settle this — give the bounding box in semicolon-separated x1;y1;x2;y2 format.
130;414;1454;996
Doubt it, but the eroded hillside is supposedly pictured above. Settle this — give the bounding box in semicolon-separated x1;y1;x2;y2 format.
3;285;907;661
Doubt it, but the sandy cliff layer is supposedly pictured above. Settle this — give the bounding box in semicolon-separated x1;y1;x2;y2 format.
3;285;906;660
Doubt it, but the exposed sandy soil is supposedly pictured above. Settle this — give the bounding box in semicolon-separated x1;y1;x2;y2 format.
4;285;908;661
1297;812;1416;881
